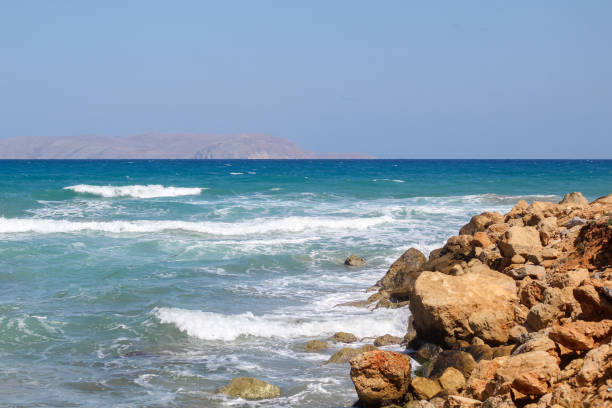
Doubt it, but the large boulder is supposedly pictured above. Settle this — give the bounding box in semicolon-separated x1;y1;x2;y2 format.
349;350;412;407
219;377;281;400
466;351;559;400
376;248;427;291
409;265;518;346
498;226;542;258
559;192;588;206
460;212;504;236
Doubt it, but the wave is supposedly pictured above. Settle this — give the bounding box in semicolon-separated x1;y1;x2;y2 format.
154;307;407;341
0;215;393;235
64;184;205;198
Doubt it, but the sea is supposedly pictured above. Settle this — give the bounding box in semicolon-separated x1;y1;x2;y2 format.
0;159;611;407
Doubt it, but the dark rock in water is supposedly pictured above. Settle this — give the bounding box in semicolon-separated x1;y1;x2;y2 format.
373;334;403;347
332;331;358;343
218;377;281;400
304;339;328;352
122;351;148;357
345;254;366;266
327;345;377;364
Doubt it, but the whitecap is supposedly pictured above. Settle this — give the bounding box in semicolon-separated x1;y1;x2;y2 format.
64;184;205;198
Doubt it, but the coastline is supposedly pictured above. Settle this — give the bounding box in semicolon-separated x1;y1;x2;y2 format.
344;191;612;407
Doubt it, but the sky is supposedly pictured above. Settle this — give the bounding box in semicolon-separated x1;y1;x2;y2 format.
0;1;611;158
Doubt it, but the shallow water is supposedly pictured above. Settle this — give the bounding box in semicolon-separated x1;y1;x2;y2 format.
0;159;611;407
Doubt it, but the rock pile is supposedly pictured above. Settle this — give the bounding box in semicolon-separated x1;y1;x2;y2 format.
350;192;612;407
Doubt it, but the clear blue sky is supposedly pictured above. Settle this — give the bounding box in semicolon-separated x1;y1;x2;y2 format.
1;1;610;158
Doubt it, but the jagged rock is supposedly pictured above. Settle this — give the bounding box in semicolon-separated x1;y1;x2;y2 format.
219;377;281;400
466;351;559;400
345;254;365;266
498;226;542;258
526;303;562;331
460;212;504;236
518;277;546;308
349;350;411;407
438;367;466;393
410;265;518;346
304;340;327;352
573;283;612;320
376;248;427;291
332;331;358;343
429;350;476;379
373;334;403;347
575;342;611;386
411;377;442;400
482;395;517;408
327;345;377;364
559;192;588;206
548;319;612;351
505;264;545;280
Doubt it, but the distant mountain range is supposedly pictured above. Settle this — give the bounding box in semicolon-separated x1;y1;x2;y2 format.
0;134;371;159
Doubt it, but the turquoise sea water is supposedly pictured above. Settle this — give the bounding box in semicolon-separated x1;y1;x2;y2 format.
1;159;611;407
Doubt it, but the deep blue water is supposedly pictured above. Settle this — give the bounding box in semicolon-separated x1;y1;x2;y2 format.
0;160;611;407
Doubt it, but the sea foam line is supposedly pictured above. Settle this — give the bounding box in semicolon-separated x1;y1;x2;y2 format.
154;307;407;341
0;216;393;235
64;184;205;198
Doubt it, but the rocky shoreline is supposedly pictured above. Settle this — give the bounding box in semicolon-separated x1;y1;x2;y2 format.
347;191;612;407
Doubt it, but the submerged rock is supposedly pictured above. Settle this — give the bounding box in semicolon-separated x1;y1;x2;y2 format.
332;331;357;343
345;254;365;266
218;377;281;400
327;345;376;364
303;339;327;352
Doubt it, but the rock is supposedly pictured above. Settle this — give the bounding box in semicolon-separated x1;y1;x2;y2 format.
460;212;504;236
429;350;477;379
540;247;558;260
405;401;436;408
410;266;518;346
464;344;493;362
508;325;528;343
327;345;377;364
373;334;403;347
557;358;583;382
466;351;559;401
548;268;589;289
482;395;517;408
471;232;492;248
219;377;281;400
411;377;442;400
491;345;515;358
505;264;545;280
510;254;526;264
511;335;555;356
404;315;418;346
345;254;365;266
548;319;612;351
575;342;611;386
565;216;586;229
438;367;466;393
526;303;561;331
498;226;542;259
414;343;443;364
332;331;358;343
376;248;427;291
537;217;558;246
573;283;612;320
518;278;546;309
349;350;411;407
444;395;482;408
559;192;588;206
303;339;327;352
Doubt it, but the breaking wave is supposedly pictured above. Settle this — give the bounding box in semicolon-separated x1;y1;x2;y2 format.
64;184;205;198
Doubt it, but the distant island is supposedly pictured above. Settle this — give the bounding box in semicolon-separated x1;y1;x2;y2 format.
0;134;372;159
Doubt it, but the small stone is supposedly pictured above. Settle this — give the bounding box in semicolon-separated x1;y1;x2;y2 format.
303;340;327;352
345;254;365;266
332;331;358;343
219;377;281;400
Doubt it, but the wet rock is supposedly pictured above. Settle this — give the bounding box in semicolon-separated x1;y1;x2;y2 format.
303;339;327;352
410;265;518;346
376;247;427;291
345;254;365;266
373;334;403;347
332;331;358;343
326;345;377;364
349;350;411;407
219;377;281;400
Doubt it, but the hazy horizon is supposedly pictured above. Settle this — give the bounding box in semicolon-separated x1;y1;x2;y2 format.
1;2;611;158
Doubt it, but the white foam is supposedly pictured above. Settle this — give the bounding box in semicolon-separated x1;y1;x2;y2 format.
0;215;393;235
64;184;205;198
154;307;407;341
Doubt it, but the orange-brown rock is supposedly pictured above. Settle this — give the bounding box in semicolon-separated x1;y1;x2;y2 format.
459;212;504;236
349;350;411;407
548;319;612;351
471;232;492;248
498;226;542;259
410;265;518;346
